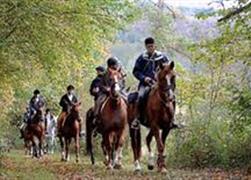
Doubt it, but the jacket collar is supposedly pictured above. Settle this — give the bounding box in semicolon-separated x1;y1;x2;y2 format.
142;50;163;61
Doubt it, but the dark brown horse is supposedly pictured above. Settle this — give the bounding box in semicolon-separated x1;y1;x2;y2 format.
23;127;33;156
59;102;81;163
26;109;45;158
128;61;176;172
86;69;128;169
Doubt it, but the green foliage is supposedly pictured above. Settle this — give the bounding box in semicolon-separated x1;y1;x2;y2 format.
0;0;138;144
145;0;251;169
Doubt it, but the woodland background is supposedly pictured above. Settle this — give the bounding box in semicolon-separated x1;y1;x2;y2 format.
0;0;250;172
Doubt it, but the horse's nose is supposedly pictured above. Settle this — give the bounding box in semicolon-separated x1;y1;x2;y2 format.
168;89;174;100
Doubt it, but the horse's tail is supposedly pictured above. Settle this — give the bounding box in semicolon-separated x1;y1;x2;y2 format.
85;107;95;165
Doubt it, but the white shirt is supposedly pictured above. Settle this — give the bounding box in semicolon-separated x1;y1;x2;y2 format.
67;94;73;101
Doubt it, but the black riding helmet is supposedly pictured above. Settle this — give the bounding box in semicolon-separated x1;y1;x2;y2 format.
95;66;105;72
33;89;40;95
67;85;75;91
107;57;119;69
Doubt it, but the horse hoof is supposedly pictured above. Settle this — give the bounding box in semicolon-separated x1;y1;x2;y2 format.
158;167;167;173
103;160;108;166
148;164;154;170
107;164;113;170
114;163;122;169
134;168;141;173
134;168;142;174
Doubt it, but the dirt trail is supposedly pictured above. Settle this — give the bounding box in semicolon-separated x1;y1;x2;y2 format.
0;150;250;180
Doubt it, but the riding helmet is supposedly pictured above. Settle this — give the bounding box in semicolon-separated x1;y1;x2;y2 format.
67;85;75;91
33;89;40;95
95;66;105;72
107;57;119;67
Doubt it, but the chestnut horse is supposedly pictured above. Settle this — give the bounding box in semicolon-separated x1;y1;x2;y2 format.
26;109;45;158
59;102;81;162
86;69;128;169
23;127;33;156
128;61;176;172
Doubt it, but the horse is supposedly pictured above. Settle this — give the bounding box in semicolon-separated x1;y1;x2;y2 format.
26;109;45;158
128;61;176;173
44;115;57;154
59;102;81;162
23;127;33;156
86;69;128;169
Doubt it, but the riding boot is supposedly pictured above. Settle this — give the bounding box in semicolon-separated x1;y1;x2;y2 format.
19;123;26;139
137;97;144;123
20;129;24;139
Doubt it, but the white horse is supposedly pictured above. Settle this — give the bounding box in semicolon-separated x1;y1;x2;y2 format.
44;114;57;154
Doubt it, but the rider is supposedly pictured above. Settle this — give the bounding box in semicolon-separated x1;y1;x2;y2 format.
44;108;56;135
89;66;106;101
20;106;30;139
57;85;80;136
93;57;126;121
133;37;177;126
28;89;45;124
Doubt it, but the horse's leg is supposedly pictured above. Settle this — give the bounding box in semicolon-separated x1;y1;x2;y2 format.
51;135;55;154
40;124;45;157
114;130;125;169
31;134;37;158
39;132;45;158
47;136;51;154
32;141;36;158
146;130;154;170
75;134;80;163
38;137;43;158
59;136;65;161
161;128;170;149
129;125;142;172
101;137;109;166
104;133;113;169
152;126;166;172
86;111;95;165
29;141;33;156
65;138;70;161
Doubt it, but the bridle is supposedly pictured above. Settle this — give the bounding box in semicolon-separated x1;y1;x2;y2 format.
157;70;175;109
109;73;122;100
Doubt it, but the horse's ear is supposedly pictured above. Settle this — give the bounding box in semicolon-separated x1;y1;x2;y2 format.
169;61;174;70
126;86;131;92
159;62;164;70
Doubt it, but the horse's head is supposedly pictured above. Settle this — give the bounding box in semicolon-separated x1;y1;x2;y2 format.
157;61;176;101
32;109;43;123
71;102;81;112
108;68;123;98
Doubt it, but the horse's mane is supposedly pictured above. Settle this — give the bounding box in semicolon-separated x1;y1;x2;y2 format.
65;107;80;126
31;110;42;124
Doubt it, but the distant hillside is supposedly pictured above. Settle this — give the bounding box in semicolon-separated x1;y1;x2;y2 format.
110;5;218;71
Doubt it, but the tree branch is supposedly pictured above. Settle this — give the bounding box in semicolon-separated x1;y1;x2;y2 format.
218;2;251;22
149;0;176;18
